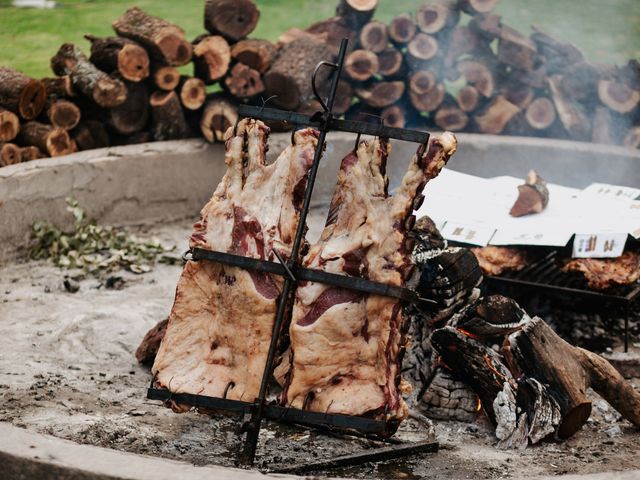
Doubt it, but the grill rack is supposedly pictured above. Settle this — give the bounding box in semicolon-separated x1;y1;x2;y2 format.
147;37;437;467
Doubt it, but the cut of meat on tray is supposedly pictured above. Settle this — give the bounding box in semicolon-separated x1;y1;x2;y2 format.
562;251;640;290
152;119;318;409
471;246;529;276
275;132;457;425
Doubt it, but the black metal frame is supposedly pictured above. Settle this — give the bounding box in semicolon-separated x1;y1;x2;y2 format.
147;37;434;466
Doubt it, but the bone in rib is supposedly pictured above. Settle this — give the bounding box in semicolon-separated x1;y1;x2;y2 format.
275;132;457;423
152;119;317;406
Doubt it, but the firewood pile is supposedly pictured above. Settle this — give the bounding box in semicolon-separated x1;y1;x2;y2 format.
1;0;639;169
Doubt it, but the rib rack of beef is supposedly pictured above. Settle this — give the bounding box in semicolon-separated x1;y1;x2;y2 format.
275;132;457;422
152;119;317;407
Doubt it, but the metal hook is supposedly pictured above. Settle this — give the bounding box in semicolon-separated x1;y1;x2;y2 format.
302;392;315;411
272;249;296;282
354;132;361;152
223;381;236;399
260;95;278;113
312;60;338;113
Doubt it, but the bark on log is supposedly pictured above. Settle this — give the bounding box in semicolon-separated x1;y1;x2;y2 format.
332;80;354;115
204;0;260;42
0;108;20;142
151;65;181;91
193;35;231;84
560;62;600;103
17;121;76;157
230;38;274;73
591;106;616;145
0;142;21;166
377;48;405;78
0;67;46;120
178;77;207;110
113;7;192;66
456;86;480;113
388;14;417;46
336;0;377;30
41;76;74;98
457;59;495;98
623;127;640;149
548;75;591;140
355;81;405;108
200;95;238;143
263;36;331;111
468;13;502;40
46;100;81;130
20;145;44;161
444;26;490;68
416;1;459;34
51;44;127;108
359;21;388;53
305;16;355;57
85;35;150;82
435;105;469;131
71;121;110;151
224;63;263;98
409;70;437;95
498;25;539;71
598;80;640;114
474;95;520;134
345;49;379;82
458;0;498;14
108;79;149;135
530;27;583;75
525;97;556;130
149;90;192;141
410;83;445;112
503;81;534;110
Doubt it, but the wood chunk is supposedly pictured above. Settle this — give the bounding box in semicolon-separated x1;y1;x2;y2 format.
71;121;110;150
113;7;192;66
193;35;231;84
336;0;377;30
152;65;181;91
509;170;549;217
0;108;20;142
149;90;192;141
20;145;44;161
416;1;459;34
456;85;480;113
230;39;274;73
85;35;150;82
204;0;259;42
388;13;417;45
46;100;81;130
498;25;539;71
41;76;74;98
377;48;404;78
598;80;640;114
0;142;21;166
355;81;404;108
525;97;556;130
224;63;264;98
0;67;46;120
435;106;469;131
332;80;354;115
345;49;379;82
200;95;238;143
359;21;388;53
108;80;149;135
623;126;640;149
263;36;331;111
17;121;76;157
458;0;498;14
176;77;206;111
474;95;520;134
457;59;494;98
51;44;127;108
409;70;437;95
530;27;583;75
410;83;445;112
548;75;591;140
468;13;502;40
407;33;439;63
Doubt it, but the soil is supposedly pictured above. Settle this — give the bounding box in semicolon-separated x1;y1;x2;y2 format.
1;219;639;479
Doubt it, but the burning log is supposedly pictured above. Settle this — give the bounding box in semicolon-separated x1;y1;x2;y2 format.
0;108;20;142
51;44;127;108
377;47;405;78
71;121;110;150
336;0;377;30
525;97;556;130
355;81;405;108
456;85;480;113
152;65;181;91
344;49;379;82
204;0;259;42
497;25;539;72
199;95;238;143
435;105;469;131
474;95;520;134
108;80;149;135
263;36;332;110
598;80;640;114
458;0;498;14
0;143;21;166
113;7;192;67
230;39;274;73
46;100;81;130
85;35;150;82
0;67;46;120
416;1;459;34
178;77;207;110
410;83;445;113
149;90;192;141
193;35;231;84
509;170;549;217
41;76;74;98
359;21;388;53
17;121;76;157
388;13;417;46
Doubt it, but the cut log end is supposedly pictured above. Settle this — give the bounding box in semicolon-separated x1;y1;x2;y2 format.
157;31;193;67
0;108;20;142
598;80;640;114
345;49;379;82
409;70;437;95
359;21;388;53
224;63;264;99
456;86;480;113
336;0;377;30
230;39;274;73
356;81;404;109
193;35;231;84
19;79;47;120
200;97;238;143
381;104;406;129
93;77;127;108
377;48;404;78
0;143;21;166
388;13;416;45
416;2;459;35
180;77;207;110
410;84;445;113
262;71;301;111
458;59;494;98
47;128;76;157
459;0;499;14
47;100;81;130
204;0;260;42
435;106;469;131
118;43;150;82
525;97;556;130
407;33;439;62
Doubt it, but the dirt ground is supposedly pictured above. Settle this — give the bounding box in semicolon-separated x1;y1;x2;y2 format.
1;220;639;479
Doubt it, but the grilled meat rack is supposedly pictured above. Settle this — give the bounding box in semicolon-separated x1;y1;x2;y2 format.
147;38;437;468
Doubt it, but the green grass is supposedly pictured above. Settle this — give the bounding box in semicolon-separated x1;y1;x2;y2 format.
0;0;638;79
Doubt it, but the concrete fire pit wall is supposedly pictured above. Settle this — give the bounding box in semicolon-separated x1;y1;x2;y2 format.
1;133;639;263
